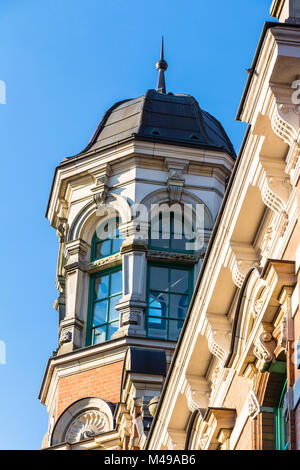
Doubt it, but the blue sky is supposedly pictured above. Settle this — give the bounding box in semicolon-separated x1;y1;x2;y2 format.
0;0;274;449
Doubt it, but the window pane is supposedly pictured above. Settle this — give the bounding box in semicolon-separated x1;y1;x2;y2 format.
92;325;106;344
170;269;189;294
170;294;189;319
94;274;109;300
107;322;118;340
110;270;122;295
108;294;122;322
149;291;168;317
92;300;108;326
172;237;189;251
95;239;111;259
112;237;122;253
168;319;184;341
148;316;167;339
149;266;168;292
151;238;170;249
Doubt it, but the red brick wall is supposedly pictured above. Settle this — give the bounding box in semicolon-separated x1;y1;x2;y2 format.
56;361;124;418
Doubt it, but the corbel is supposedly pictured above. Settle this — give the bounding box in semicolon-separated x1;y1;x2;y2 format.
181;375;210;412
224;242;258;288
91;163;111;208
253;323;276;372
164;157;188;202
203;314;232;365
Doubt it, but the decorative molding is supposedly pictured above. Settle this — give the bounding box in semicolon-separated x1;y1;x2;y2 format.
248;390;260;420
261;176;290;224
91;163;111;208
181;375;210;412
199;433;209;450
165;158;187;202
224;243;258;289
65;410;110;443
253;324;276;372
204;314;231;365
51;397;114;446
59;329;72;347
271;103;298;147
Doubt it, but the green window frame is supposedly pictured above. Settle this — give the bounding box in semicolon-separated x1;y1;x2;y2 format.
86;265;122;346
146;262;193;341
149;211;195;254
91;217;122;261
275;378;289;450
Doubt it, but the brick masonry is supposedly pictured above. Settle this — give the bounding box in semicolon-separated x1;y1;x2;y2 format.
56;361;124;419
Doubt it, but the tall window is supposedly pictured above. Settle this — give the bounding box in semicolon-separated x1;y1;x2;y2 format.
87;267;122;345
275;378;289;450
87;217;123;345
146;264;193;340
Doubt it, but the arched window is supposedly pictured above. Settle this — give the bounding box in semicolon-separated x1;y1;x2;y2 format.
91;217;122;261
87;217;123;345
275;378;289;450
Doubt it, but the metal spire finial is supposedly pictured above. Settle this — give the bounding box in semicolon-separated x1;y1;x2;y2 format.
156;36;168;94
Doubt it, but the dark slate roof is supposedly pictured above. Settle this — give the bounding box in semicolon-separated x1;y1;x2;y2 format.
77;89;236;158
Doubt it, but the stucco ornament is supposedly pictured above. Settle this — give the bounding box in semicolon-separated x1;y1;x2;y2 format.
248;390;260;420
65;410;110;443
253;329;276;372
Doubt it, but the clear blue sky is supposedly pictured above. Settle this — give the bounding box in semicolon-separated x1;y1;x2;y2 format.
0;0;274;449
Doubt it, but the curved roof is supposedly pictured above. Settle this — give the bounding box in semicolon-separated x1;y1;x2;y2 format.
77;89;236;158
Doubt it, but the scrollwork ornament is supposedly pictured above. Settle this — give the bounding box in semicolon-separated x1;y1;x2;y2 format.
65;410;110;443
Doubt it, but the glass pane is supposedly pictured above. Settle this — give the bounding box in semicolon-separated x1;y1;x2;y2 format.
172;237;189;251
169;294;189;319
92;300;108;326
170;269;189;294
112;237;122;253
150;237;170;249
95;239;111;259
168;319;184;341
149;291;168;317
110;270;122;295
94;274;109;300
107;322;118;340
148;316;167;339
92;325;106;344
149;266;168;292
108;294;122;322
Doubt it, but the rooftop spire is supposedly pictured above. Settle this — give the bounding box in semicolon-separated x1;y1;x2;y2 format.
156;36;168;94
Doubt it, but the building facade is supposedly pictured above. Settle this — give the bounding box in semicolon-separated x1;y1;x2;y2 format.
40;0;300;451
39;42;235;449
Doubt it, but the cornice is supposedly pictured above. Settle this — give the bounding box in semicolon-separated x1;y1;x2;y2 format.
39;336;177;405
